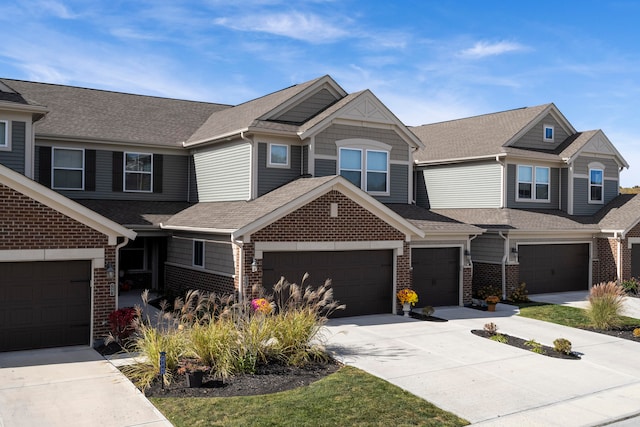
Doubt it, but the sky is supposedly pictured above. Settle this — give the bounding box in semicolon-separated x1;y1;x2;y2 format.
1;0;639;185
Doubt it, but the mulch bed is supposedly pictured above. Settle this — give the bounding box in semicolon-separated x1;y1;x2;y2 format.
143;360;341;398
471;330;581;360
580;325;640;342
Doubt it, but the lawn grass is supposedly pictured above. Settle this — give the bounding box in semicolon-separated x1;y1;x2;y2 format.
150;366;469;427
516;302;640;328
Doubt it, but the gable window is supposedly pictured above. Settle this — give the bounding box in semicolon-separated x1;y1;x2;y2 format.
339;147;389;194
517;165;550;202
0;121;7;148
193;240;205;268
124;152;153;192
589;168;604;203
543;125;554;142
52;148;84;190
268;143;289;168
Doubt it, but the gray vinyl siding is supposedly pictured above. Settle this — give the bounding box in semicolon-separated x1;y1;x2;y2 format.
257;142;303;196
573;155;619;178
471;234;505;263
421;161;502;209
273;89;338;124
506;164;560;209
193;141;251;202
167;235;234;275
415;170;429;208
0;121;25;174
52;150;189;201
302;145;309;175
188;156;198;202
314;124;409;161
511;113;571;151
315;158;336;177
560;168;568;212
573;177;618;216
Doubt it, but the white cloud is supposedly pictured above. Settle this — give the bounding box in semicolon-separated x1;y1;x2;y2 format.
35;0;77;19
459;41;526;59
213;12;350;43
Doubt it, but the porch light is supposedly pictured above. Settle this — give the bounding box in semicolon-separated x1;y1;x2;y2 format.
511;247;518;254
251;258;258;273
106;263;115;280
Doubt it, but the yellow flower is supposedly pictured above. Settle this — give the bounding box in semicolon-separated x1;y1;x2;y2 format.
397;289;418;305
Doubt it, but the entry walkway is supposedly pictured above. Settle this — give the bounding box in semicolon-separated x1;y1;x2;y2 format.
324;303;640;426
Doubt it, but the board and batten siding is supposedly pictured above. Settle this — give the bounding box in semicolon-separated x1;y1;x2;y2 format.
572;177;618;216
471;233;505;263
273;89;338;124
167;235;235;275
193;141;251;202
314;124;409;161
511;113;571;151
0;121;26;174
421;161;502;209
506;164;560;209
257;143;302;197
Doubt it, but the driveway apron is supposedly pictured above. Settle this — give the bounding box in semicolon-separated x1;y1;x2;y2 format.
324;306;640;426
0;346;171;427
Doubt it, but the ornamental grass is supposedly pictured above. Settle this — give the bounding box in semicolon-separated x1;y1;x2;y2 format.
587;281;626;330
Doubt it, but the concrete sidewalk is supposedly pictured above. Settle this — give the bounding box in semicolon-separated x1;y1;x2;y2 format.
530;290;640;319
0;346;172;427
324;304;640;426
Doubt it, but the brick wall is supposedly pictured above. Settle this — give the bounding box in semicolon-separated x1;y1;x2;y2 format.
621;223;640;281
0;183;117;343
472;262;502;295
596;237;618;284
462;265;473;304
165;264;235;296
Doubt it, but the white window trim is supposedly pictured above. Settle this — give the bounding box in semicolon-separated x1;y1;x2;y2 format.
0;120;9;150
267;143;289;168
516;165;550;203
193;240;205;268
588;167;604;204
543;124;554;142
52;147;85;190
124;152;153;193
338;146;390;196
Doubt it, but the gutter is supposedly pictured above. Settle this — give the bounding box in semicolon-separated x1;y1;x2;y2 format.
160;223;236;234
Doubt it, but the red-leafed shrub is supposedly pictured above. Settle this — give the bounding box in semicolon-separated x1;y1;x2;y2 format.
109;307;138;342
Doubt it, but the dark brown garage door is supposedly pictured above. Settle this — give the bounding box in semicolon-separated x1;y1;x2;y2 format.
632;244;640;279
411;247;460;306
0;261;91;352
519;244;589;294
262;250;393;317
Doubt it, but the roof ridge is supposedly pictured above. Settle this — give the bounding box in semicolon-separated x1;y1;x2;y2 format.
229;75;327;109
411;103;552;128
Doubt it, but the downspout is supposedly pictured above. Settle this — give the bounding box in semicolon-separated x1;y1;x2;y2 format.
115;237;130;310
498;231;508;300
615;231;622;283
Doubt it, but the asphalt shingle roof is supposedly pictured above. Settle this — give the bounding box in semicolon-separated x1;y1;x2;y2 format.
596;194;640;231
1;79;230;147
75;200;193;227
386;204;484;234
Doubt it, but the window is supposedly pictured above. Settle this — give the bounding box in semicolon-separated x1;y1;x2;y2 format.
268;144;289;168
52;148;84;190
543;125;554;142
0;121;7;148
193;240;205;268
517;165;550;202
124;152;153;192
590;169;603;203
339;147;389;194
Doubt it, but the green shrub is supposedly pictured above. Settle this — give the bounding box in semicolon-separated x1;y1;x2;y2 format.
587;281;626;330
476;284;502;300
621;277;639;295
490;334;508;343
553;338;572;354
507;283;530;303
524;339;544;354
483;322;498;335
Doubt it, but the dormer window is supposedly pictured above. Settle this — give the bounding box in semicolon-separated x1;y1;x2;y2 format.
268;143;289;168
0;121;7;148
517;165;550;202
543;125;554;142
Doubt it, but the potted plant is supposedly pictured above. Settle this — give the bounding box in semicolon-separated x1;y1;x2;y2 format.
177;358;210;388
397;289;418;317
485;295;500;312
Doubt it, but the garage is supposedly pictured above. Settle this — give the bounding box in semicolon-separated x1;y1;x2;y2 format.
0;260;91;352
411;247;460;306
519;243;590;294
262;250;393;317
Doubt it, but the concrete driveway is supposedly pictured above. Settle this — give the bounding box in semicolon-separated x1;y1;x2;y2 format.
0;346;171;427
324;304;640;426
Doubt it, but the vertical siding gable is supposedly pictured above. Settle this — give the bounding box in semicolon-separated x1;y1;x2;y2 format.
272;88;339;124
257;142;302;196
422;162;502;209
506;164;560;209
0;121;26;174
511;113;571;151
193;141;251;202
